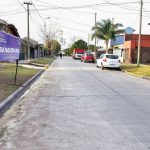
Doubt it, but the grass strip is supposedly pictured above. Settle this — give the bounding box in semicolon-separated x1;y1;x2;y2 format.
121;63;150;77
0;63;40;102
30;57;55;65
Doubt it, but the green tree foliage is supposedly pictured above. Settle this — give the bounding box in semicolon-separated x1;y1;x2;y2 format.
88;44;96;52
64;48;71;56
51;40;61;55
71;39;88;52
91;19;124;53
44;46;48;51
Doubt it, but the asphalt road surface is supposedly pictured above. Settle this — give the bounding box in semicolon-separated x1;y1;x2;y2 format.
0;57;150;150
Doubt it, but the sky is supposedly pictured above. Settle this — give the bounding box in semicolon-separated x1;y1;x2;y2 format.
1;0;150;49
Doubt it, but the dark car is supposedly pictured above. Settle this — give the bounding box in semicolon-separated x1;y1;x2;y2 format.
81;53;95;63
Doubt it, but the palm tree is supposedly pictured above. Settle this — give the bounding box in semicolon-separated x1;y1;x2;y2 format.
91;19;124;53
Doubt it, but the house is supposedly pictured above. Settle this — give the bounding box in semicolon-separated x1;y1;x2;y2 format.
21;37;44;60
0;19;20;37
110;26;150;63
110;27;135;62
6;24;20;37
124;34;150;63
0;19;7;31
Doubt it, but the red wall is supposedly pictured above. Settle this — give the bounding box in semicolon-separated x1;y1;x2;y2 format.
125;34;150;48
124;34;150;63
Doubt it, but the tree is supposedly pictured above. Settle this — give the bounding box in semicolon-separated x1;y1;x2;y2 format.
70;39;88;52
43;46;49;57
88;44;96;52
64;48;71;56
91;19;124;53
51;40;61;55
42;21;63;56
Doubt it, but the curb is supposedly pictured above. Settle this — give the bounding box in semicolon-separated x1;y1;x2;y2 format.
0;69;44;115
123;70;143;78
28;62;46;67
142;76;150;80
123;70;150;81
45;58;55;70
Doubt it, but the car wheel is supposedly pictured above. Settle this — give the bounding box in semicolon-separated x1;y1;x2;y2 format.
101;63;104;70
117;67;121;71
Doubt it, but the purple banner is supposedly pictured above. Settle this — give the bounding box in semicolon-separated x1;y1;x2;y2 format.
0;31;21;61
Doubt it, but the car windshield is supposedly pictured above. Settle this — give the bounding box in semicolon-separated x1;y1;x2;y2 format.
77;52;84;54
106;55;118;59
86;53;93;56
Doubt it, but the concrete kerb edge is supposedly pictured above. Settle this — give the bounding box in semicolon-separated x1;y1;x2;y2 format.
0;69;44;116
142;76;150;80
123;70;143;78
123;70;150;81
45;58;56;70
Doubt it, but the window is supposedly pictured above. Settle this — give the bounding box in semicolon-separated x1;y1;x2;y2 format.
76;52;84;54
100;54;104;59
106;55;118;59
86;53;93;56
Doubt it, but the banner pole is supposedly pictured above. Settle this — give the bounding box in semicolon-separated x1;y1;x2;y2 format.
14;59;18;85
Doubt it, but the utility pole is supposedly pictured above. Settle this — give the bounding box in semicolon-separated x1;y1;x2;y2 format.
88;33;90;50
137;0;143;67
24;2;32;62
94;13;97;59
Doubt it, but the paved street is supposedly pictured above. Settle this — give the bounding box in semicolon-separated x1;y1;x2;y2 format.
0;57;150;150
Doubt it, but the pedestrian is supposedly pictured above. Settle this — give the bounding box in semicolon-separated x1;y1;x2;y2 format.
59;53;62;59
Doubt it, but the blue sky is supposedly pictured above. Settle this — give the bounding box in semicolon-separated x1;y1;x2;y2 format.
1;0;150;48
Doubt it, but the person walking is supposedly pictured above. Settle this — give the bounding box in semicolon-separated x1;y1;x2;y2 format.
59;53;63;59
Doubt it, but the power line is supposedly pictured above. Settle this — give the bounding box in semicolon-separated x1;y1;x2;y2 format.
60;25;89;33
142;7;150;22
42;15;91;27
92;8;139;15
28;1;150;15
15;0;26;10
29;1;150;10
0;9;23;14
32;0;93;15
29;1;92;37
32;2;45;23
0;3;17;7
22;1;47;40
29;13;45;36
1;10;26;16
103;0;140;11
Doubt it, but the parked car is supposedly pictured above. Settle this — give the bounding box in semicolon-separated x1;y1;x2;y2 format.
81;53;95;63
96;54;121;70
72;49;85;59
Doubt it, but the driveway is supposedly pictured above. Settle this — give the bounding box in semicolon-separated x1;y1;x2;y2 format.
0;57;150;150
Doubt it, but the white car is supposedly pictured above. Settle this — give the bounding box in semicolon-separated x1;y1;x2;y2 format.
97;54;121;70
